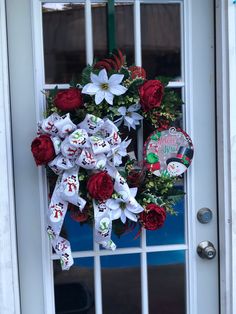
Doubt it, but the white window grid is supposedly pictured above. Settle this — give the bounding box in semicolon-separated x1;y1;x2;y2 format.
31;1;195;313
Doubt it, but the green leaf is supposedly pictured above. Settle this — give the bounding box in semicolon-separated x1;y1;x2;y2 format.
81;64;93;86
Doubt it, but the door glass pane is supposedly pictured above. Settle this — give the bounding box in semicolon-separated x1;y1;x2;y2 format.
101;254;141;314
146;188;185;246
147;251;186;314
144;87;186;246
54;257;95;314
42;3;86;84
141;4;181;80
115;3;134;65
92;3;108;60
63;211;94;251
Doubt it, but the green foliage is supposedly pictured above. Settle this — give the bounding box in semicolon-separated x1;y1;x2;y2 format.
80;64;94;86
43;51;187;235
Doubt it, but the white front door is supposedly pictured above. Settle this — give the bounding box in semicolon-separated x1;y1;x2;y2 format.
7;0;219;313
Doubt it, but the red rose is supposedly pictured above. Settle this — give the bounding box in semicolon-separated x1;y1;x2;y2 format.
31;134;56;166
54;88;83;111
87;171;114;201
139;80;164;111
139;204;166;230
128;66;146;80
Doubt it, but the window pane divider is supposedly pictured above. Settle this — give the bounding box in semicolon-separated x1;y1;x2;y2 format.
43;81;185;90
51;244;188;259
85;0;93;64
141;230;149;314
94;234;103;314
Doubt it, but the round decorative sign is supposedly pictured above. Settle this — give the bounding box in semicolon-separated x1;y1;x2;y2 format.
144;127;194;177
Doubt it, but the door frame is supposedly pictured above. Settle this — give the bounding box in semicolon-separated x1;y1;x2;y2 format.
0;0;20;313
0;0;235;313
215;1;236;313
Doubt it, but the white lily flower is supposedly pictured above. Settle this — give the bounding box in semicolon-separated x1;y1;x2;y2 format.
107;138;131;166
82;69;127;105
106;188;144;223
117;104;143;130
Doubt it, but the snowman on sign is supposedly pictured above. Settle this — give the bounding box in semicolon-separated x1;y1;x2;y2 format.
166;146;194;177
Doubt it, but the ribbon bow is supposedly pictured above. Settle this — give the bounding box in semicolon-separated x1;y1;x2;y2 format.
39;113;135;269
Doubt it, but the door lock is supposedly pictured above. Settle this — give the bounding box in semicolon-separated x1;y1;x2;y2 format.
197;208;213;224
197;241;216;259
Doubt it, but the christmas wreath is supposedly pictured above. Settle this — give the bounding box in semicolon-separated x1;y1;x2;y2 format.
31;50;194;270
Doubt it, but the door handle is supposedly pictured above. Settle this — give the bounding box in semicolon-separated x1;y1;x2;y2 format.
197;241;216;259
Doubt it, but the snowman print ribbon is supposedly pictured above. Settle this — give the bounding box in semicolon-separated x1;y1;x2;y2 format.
39;113;133;269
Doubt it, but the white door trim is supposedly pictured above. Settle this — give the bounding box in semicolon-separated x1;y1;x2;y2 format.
2;0;236;313
227;2;236;314
0;0;20;313
216;1;236;314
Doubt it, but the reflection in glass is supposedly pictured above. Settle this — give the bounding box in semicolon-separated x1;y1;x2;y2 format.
42;3;86;83
147;251;186;314
101;254;141;314
141;4;181;79
54;258;95;314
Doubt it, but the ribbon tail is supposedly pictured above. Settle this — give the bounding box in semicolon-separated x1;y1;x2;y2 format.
93;200;116;251
47;176;74;270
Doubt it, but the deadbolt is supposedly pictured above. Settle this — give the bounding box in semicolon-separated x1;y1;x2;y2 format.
197;208;212;224
197;241;216;259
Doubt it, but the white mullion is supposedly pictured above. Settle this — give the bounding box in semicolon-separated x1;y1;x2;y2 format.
180;1;185;84
134;0;142;67
51;244;188;259
134;2;149;314
141;230;149;314
85;0;93;64
94;234;103;314
44;83;70;90
134;0;144;162
43;81;185;91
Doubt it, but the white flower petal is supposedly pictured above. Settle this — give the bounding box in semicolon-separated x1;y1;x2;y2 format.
108;73;124;85
119;190;130;202
130;187;138;198
90;72;101;85
106;199;120;210
111;208;122;220
124;209;138;222
82;83;100;95
120;211;127;224
95;90;105;104
98;69;108;83
131;112;143;121
109;84;127;96
128;104;141;112
118;106;127;116
113;155;122;166
126;201;144;214
114;117;123;128
104;91;114;105
121;139;132;149
124;116;135;130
